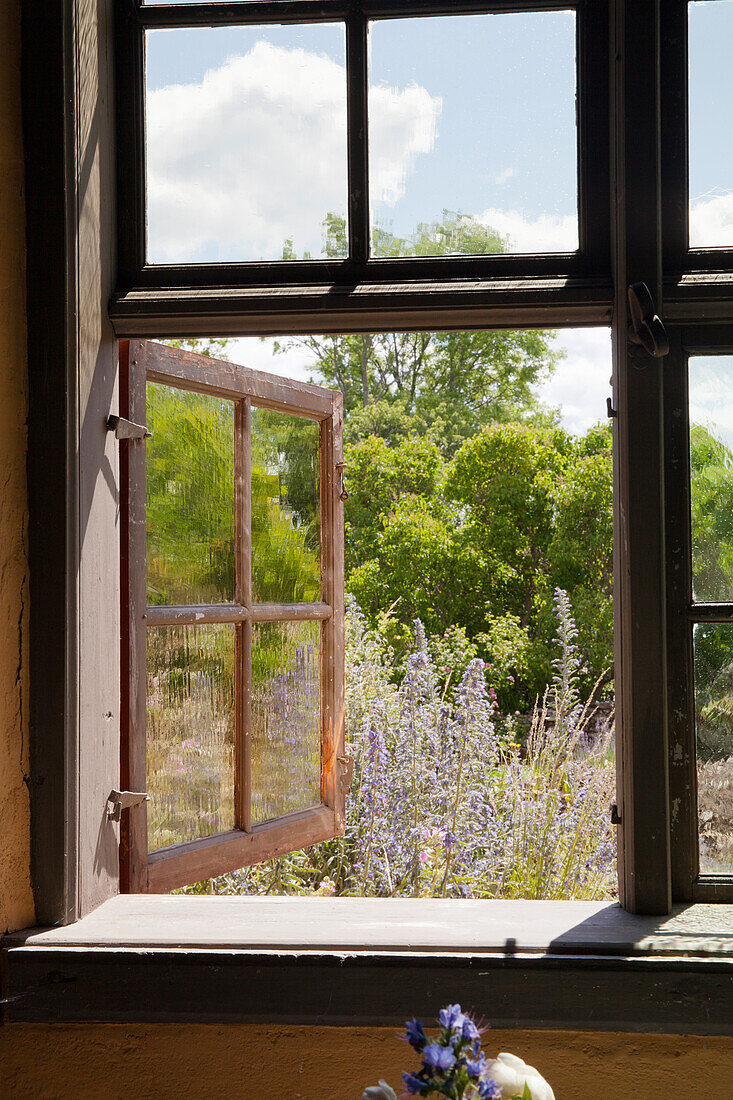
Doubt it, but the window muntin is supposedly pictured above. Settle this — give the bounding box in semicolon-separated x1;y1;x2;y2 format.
121;340;345;892
368;11;578;257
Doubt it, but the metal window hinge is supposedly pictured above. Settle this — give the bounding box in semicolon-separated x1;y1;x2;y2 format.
610;802;621;825
106;788;149;822
335;462;349;502
606;397;618;419
338;755;354;797
106;414;151;440
628;282;670;359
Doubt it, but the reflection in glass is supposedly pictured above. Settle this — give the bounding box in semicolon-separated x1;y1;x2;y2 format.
147;624;235;850
146;382;235;606
368;11;577;257
694;624;733;875
251;620;321;825
145;24;347;263
689;1;733;248
251;407;321;603
689;357;733;603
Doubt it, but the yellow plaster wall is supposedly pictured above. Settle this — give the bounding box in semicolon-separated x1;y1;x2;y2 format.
1;1024;733;1099
0;0;33;935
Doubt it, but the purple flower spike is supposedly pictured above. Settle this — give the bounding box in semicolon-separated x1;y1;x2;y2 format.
478;1081;502;1099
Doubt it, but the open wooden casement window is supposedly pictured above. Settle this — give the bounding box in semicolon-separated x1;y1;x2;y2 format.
119;340;346;892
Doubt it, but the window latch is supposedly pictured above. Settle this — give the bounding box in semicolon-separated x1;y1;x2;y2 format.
338;754;354;797
335;462;349;502
106;788;148;822
627;282;669;359
106;414;151;440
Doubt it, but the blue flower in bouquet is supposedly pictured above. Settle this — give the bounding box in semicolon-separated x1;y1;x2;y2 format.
460;1016;480;1042
477;1081;502;1099
438;1003;466;1031
465;1051;487;1080
422;1042;457;1072
402;1071;429;1095
404;1017;427;1051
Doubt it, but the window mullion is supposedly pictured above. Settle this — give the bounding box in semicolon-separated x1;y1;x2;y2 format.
346;8;370;264
611;0;672;915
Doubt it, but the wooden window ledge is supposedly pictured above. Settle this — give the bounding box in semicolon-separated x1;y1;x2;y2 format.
3;898;733;1033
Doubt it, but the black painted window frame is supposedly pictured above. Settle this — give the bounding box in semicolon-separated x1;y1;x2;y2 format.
112;0;612;335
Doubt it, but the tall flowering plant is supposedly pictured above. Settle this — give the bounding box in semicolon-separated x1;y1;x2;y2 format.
362;1003;555;1100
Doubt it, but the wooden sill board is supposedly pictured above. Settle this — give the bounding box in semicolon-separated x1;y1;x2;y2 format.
6;897;733;958
4;900;733;1032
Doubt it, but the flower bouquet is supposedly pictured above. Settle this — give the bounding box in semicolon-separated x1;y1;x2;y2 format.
362;1003;555;1100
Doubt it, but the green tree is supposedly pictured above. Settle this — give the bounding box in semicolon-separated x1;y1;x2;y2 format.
273;213;562;452
344;420;614;706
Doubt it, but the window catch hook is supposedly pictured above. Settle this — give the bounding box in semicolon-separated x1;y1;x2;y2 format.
627;282;669;359
106;414;151;440
106;788;149;822
335;462;349;502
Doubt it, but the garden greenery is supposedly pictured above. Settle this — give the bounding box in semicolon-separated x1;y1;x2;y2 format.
181;591;617;900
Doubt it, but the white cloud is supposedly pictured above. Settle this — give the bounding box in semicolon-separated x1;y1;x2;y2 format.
538;328;612;435
227;336;314;383
478;207;578;253
147;43;441;263
494;167;516;185
690;191;733;249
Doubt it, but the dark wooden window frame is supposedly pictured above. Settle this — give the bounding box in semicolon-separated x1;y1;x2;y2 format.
665;323;733;904
120;339;345;893
20;0;733;924
110;0;613;337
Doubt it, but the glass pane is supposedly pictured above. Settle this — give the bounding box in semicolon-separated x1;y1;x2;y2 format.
689;357;733;602
689;1;733;248
251;620;321;825
145;25;347;263
146;382;235;606
694;623;733;875
147;624;235;850
368;11;578;257
251;407;321;603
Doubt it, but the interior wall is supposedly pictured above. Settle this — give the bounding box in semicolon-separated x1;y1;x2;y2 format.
2;1024;733;1099
0;0;33;935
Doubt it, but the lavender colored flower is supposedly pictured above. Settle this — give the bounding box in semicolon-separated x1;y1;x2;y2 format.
465;1051;487;1079
402;1071;427;1095
438;1003;465;1030
478;1081;502;1099
422;1042;457;1072
404;1017;426;1051
460;1016;480;1041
